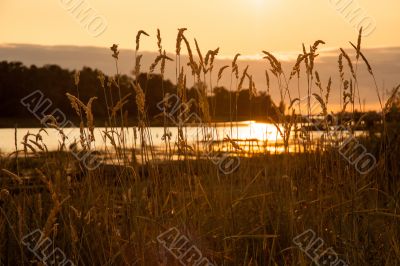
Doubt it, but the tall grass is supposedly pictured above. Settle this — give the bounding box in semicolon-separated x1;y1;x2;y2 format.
0;29;399;265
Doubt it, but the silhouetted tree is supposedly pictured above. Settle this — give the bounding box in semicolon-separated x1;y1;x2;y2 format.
0;61;292;127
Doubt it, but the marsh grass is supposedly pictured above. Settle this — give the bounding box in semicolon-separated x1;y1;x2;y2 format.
0;29;399;265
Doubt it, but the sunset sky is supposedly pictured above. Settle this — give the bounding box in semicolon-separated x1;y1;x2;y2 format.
1;0;400;56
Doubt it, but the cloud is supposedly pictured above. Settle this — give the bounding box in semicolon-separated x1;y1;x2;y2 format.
1;43;399;111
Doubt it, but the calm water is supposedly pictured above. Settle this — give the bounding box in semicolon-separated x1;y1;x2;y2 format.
0;121;362;156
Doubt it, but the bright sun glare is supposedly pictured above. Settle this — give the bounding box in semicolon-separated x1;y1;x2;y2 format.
246;0;277;16
251;0;275;8
252;0;266;7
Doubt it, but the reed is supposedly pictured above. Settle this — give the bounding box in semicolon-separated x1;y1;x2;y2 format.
0;29;399;266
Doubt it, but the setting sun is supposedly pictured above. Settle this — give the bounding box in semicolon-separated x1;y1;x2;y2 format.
250;0;268;8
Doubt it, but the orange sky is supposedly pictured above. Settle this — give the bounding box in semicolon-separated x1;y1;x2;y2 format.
1;0;400;56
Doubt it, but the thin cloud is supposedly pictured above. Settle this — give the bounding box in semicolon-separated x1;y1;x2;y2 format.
1;43;399;110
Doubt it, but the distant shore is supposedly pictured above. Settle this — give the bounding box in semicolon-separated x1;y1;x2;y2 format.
0;117;272;128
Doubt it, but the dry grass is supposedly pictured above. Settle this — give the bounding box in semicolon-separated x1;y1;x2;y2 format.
0;29;399;266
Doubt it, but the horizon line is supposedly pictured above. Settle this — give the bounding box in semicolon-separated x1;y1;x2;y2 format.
2;42;400;62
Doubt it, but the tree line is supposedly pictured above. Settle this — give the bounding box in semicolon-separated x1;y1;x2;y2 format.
1;61;398;129
0;61;281;127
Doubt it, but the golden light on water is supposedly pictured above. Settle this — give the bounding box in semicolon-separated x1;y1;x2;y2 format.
247;121;283;143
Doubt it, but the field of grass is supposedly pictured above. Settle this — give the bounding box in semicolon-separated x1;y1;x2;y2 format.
0;29;400;265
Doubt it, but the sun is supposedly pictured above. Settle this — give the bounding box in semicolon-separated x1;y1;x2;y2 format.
251;0;277;8
246;0;278;15
252;0;266;7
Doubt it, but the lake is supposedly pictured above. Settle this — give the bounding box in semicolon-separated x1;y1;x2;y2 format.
0;121;364;157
